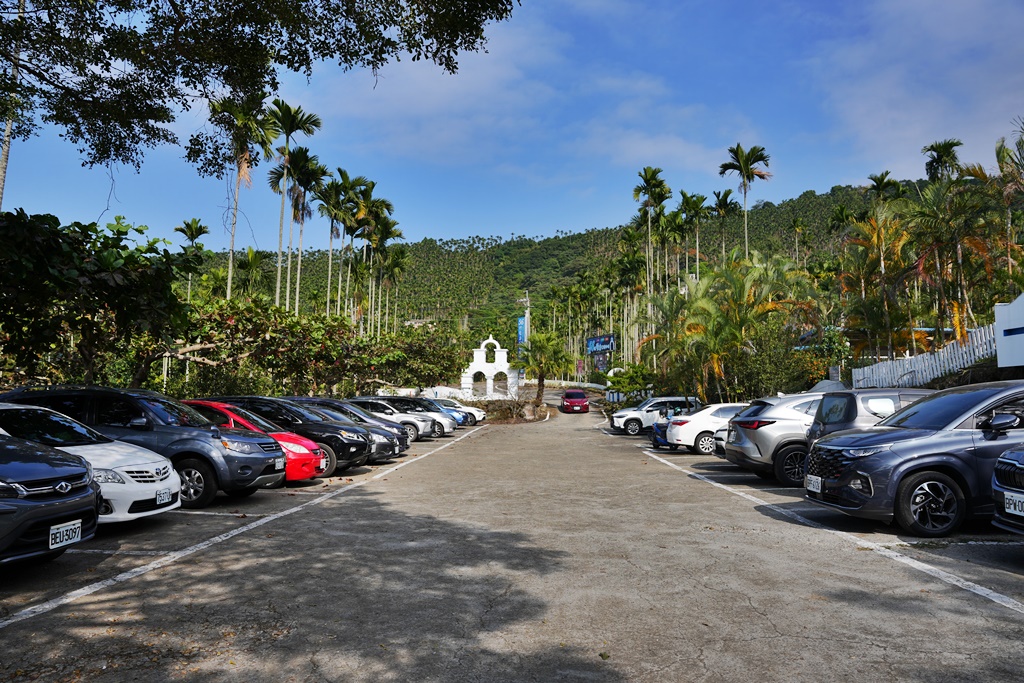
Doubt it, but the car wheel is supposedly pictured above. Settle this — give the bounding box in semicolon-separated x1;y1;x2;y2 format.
316;443;338;478
403;423;420;442
177;458;218;509
432;422;445;438
225;486;259;498
624;419;642;436
692;432;716;455
894;471;966;538
773;445;808;487
466;414;478;426
668;444;679;451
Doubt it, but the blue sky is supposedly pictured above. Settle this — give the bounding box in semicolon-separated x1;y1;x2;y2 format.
4;0;1024;253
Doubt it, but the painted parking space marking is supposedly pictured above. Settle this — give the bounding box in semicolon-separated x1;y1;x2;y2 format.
645;450;1024;616
0;425;486;631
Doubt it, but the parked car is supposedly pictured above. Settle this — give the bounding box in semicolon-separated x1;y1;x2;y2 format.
0;403;181;522
807;388;935;444
0;434;101;563
560;390;590;414
723;392;823;487
183;400;325;482
0;386;285;508
345;397;437;442
414;397;467;428
993;444;1024;535
302;404;403;461
357;396;457;437
287;397;410;452
805;381;1024;537
611;396;704;436
667;403;748;454
206;396;372;476
433;398;487;425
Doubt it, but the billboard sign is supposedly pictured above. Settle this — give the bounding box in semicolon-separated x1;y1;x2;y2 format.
586;334;615;355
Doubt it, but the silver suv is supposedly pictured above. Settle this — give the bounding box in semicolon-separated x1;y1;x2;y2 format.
723;392;822;487
611;396;703;436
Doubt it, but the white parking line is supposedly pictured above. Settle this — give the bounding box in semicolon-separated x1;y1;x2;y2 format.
645;451;1024;616
0;425;486;631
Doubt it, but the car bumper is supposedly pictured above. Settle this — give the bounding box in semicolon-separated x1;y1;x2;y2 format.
224;453;287;489
0;484;101;563
993;489;1024;535
285;453;324;481
722;444;771;472
98;472;182;523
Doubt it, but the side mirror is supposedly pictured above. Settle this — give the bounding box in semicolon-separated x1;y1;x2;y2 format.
128;416;150;430
987;413;1019;432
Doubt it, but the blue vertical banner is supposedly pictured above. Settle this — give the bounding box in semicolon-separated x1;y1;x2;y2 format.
517;316;526;345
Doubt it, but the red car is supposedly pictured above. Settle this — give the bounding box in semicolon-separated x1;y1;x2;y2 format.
561;389;590;413
184;400;325;482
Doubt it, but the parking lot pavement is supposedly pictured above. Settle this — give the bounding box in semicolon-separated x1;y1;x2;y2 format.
2;415;1024;682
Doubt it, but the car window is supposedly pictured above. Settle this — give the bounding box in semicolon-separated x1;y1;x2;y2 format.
138;396;211;427
25;395;91;423
736;401;770;418
818;396;852;424
0;407;110;446
226;405;281;433
95;396;147;427
881;385;1008;430
976;397;1024;430
794;399;819;415
864;397;897;419
189;404;231;426
714;406;743;419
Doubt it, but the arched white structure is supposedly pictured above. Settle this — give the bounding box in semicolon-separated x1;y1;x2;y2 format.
461;335;518;399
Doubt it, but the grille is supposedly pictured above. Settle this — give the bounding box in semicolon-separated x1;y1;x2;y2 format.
17;473;92;500
123;465;171;484
258;442;282;453
805;444;856;480
127;492;179;513
994;460;1024;491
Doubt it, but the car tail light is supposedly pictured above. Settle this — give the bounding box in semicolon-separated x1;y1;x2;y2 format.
670;420;689;427
734;419;776;430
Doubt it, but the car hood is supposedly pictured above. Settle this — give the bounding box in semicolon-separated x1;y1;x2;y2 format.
0;438;89;482
58;439;170;469
816;426;937;449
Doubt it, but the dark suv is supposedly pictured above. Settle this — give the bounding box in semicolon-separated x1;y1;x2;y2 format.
0;386;285;508
207;396;371;476
0;434;101;563
805;381;1024;537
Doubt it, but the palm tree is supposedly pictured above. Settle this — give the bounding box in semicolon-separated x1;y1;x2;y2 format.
995;120;1024;275
718;143;772;259
517;331;570;406
335;169;371;317
208;93;279;300
236;247;271;297
173;218;209;303
285;147;329;313
314;177;344;316
680;191;711;283
267;99;322;308
922;138;963;182
632;167;671;300
712;189;741;262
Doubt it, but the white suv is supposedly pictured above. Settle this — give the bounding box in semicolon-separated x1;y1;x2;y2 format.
611;396;703;436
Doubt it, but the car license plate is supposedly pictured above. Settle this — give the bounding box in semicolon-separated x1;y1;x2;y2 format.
156;488;172;505
274;457;285;470
49;520;82;549
320;456;327;469
1004;490;1024;517
573;406;580;411
805;474;822;493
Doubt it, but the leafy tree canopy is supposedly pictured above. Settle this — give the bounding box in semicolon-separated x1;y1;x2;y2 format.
0;0;517;168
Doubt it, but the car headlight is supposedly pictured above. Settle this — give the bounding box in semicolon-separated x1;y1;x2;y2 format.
371;433;388;443
221;439;264;454
93;468;126;484
338;429;363;440
280;441;312;455
842;446;889;458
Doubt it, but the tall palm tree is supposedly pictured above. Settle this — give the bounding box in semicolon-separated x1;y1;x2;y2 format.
712;189;741;262
680;191;711;283
335;169;371;317
517;331;570;406
285;147;329;314
173;218;209;303
267;99;321;308
314;177;344;316
922;138;963;182
632;167;671;300
995;120;1024;275
208;93;279;300
718;143;772;259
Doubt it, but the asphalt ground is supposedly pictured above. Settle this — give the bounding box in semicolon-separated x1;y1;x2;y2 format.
1;408;1024;682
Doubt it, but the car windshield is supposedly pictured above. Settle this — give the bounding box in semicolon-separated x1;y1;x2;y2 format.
307;405;356;425
335;402;375;422
139;397;213;427
878;385;1008;430
228;405;281;433
565;391;586;399
0;407;110;447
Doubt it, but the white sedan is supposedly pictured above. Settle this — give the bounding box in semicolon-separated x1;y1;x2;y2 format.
667;403;748;454
0;403;181;522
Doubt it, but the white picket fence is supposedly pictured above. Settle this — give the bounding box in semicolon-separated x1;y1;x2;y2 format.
852;324;996;388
